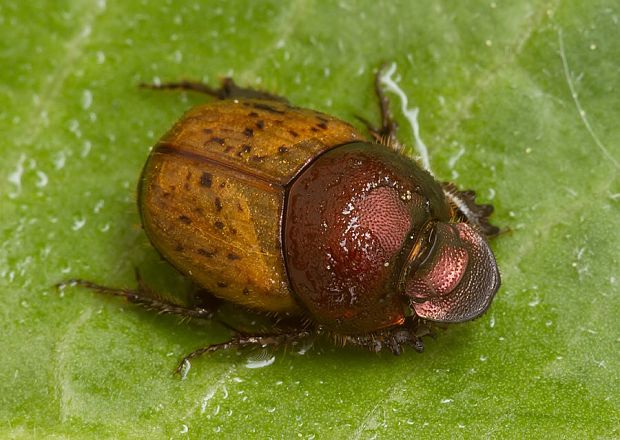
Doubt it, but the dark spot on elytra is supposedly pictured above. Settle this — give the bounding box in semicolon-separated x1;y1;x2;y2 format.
230;227;237;235
197;248;217;258
162;191;171;198
224;146;234;153
208;137;225;145
217;281;228;288
175;244;184;252
200;172;212;187
219;182;226;188
274;119;284;125
193;207;204;214
288;129;299;137
243;287;250;295
237;202;244;212
256;120;265;129
185;171;193;181
311;126;320;132
243;127;254;137
184;182;191;191
214;220;224;229
278;146;288;154
227;252;241;260
203;128;213;134
251;102;285;114
248;111;259;117
214;197;222;211
179;215;192;224
237;145;252;156
317;122;328;130
251;155;266;162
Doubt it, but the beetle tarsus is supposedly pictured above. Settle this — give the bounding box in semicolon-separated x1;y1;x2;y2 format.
356;63;404;153
375;63;399;141
55;272;217;320
175;340;237;374
140;80;223;97
176;330;313;375
140;77;289;103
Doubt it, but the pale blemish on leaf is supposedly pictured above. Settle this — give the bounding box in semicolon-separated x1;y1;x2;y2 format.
379;62;432;172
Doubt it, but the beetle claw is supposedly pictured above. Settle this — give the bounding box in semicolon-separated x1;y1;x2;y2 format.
411;338;424;353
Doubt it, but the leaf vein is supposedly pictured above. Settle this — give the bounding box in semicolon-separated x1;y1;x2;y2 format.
16;0;106;149
557;28;620;169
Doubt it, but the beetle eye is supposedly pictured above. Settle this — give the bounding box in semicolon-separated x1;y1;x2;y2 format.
404;222;500;323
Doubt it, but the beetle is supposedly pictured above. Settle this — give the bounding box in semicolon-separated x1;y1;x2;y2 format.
62;66;500;372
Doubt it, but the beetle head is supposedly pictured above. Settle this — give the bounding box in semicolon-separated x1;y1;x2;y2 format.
401;221;500;323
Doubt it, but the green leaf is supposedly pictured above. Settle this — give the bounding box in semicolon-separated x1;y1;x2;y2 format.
2;0;618;437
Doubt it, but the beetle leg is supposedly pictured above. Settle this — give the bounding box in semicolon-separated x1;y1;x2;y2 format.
140;80;224;96
338;323;425;355
175;330;313;374
56;269;217;320
354;114;388;144
374;63;400;144
441;182;501;238
356;64;404;152
140;77;289;103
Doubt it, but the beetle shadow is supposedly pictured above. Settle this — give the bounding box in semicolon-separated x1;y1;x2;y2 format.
96;232;481;373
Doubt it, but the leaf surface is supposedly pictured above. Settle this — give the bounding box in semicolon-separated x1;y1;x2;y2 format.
1;0;618;437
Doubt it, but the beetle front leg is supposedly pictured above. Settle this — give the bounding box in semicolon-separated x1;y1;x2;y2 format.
140;77;289;103
339;322;426;355
442;183;500;238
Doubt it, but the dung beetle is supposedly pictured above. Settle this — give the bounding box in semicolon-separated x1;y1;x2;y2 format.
62;66;500;372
